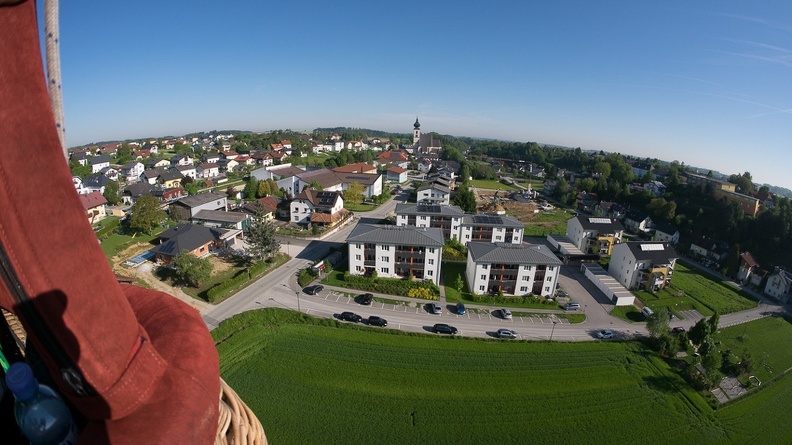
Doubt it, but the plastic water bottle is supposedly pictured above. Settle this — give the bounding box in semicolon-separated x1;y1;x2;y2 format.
4;362;77;445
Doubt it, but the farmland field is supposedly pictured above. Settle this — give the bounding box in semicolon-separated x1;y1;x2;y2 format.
215;309;792;445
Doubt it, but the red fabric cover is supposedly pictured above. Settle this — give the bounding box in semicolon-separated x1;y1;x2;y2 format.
0;2;219;443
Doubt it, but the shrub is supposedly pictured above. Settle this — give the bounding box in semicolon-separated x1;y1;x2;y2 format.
298;268;318;287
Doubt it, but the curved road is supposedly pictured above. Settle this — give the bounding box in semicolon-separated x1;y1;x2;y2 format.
202;191;784;341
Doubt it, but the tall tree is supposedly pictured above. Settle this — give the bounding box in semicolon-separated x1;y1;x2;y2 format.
452;184;477;212
646;307;670;338
243;178;259;200
344;182;365;204
129;195;164;234
173;250;213;287
246;211;280;260
103;180;120;205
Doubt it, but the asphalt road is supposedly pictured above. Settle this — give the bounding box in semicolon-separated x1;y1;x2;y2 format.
203;191;785;341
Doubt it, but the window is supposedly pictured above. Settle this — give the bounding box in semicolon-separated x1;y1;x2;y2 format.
356;265;362;271
547;276;553;281
520;286;528;292
465;234;470;240
427;270;433;276
429;248;435;254
293;216;299;221
381;267;389;273
481;275;486;280
482;264;488;269
355;255;361;261
356;244;361;249
479;285;485;291
548;266;555;271
381;256;389;262
524;265;532;271
420;216;427;221
382;245;390;251
545;287;550;292
522;276;529;281
428;259;434;265
495;236;502;241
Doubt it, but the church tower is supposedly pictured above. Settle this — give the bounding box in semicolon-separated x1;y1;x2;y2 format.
413;117;421;145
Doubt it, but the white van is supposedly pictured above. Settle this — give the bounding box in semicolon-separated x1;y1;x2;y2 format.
642;307;654;318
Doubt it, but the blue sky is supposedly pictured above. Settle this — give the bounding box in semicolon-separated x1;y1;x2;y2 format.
52;1;792;189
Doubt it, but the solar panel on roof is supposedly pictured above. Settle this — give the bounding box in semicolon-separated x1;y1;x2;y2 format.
588;217;611;224
640;244;664;251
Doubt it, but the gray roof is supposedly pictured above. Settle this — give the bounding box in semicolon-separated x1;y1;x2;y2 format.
617;242;677;264
395;203;465;217
460;214;523;229
575;215;624;233
90;155;111;165
174;192;226;208
152;224;224;257
158;169;183;181
192;210;249;223
346;224;444;247
653;222;678;235
418;183;450;194
123;182;155;197
468;242;563;265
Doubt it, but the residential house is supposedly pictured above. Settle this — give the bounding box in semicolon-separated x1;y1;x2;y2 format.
387;166;408;183
417;184;450;205
169;192;228;220
221;150;239;160
395;203;465;240
623;210;652;233
652;222;680;245
198;163;220;178
764;268;792;304
609;242;678;291
156;169;183;188
120;161;144;182
346;224;444;285
145;158;170;170
644;181;667;197
239;196;280;221
575;192;598;214
332;163;377;174
270;143;284;152
737;252;760;283
593;201;624;219
271;151;288;163
216;158;239;173
336;172;382;198
70;151;88;166
133;149;151;160
417;159;433;174
565;215;624;255
376;149;409;165
631;161;653;178
685;172;760;217
152;187;185;203
170;154;193;167
176;164;197;179
81;174;115;195
142;167;168;185
100;167;119;182
121;182;155;204
203;153;221;163
251;151;274;166
235;155;255;167
290;189;347;226
689;236;729;267
79;191;108;224
151;224;229;264
192;209;249;231
465;242;562;297
280;140;292;149
89;155;111;174
458;214;524;244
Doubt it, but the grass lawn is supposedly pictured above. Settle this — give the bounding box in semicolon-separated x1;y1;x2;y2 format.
522;209;575;237
716;317;792;383
469;179;520;191
215;308;792;445
610;305;645;322
516;179;544;191
637;263;758;316
345;202;380;212
100;231;157;260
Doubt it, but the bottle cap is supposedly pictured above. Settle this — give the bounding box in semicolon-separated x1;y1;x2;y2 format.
4;362;38;402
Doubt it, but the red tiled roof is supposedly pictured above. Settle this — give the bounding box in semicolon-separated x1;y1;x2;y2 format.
388;166;407;174
740;252;758;268
332;162;377;174
79;191;108;210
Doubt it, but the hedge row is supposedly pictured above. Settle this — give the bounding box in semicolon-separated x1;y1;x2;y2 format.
341;271;439;298
298;269;318;287
95;218;121;238
469;293;556;306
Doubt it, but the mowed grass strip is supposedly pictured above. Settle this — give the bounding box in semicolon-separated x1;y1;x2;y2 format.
214;309;765;445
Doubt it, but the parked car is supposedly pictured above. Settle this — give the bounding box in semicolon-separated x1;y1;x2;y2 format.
555;290;568;298
431;302;442;315
596;329;613;339
496;328;517;339
432;323;458;335
456;302;466;315
368;316;387;327
563;302;580;311
303;285;324;295
671;326;685;334
360;293;373;305
501;309;512;319
339;312;362;323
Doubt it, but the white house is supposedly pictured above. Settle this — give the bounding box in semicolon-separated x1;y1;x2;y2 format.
395;203;465;240
198;163;220;178
290;189;345;226
764;268;792;304
90;155;111;174
609;242;678;291
458;214;524;244
346;224;444;285
465;242;562;297
565;215;624;256
176;164;198;179
170;154;194;167
417;184;450;205
652;222;680;245
120;161;144;182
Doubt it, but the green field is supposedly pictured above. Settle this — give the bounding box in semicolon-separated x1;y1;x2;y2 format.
469;179;520;191
215;309;792;444
717;317;792;382
522;209;575;237
637;263;758;316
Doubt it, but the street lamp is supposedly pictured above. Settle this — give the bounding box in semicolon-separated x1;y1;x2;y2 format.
550;320;558;341
295;291;301;313
287;240;291;257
